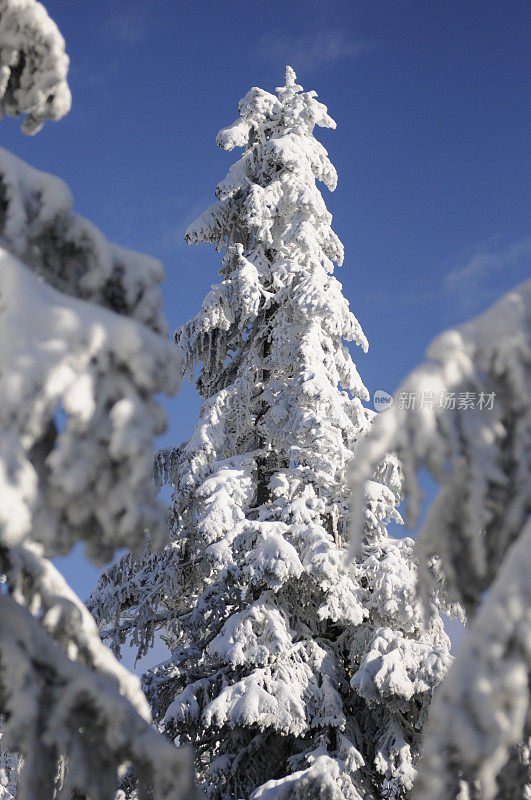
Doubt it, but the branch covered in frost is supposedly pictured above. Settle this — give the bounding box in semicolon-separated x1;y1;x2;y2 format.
0;147;168;334
0;248;178;562
0;735;17;800
351;278;531;610
0;242;192;796
413;517;531;800
0;591;196;800
350;278;531;799
0;0;71;133
2;541;153;712
0;15;194;788
0;541;198;800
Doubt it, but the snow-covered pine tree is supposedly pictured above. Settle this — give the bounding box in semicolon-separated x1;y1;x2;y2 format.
0;2;196;798
90;67;451;800
351;278;531;800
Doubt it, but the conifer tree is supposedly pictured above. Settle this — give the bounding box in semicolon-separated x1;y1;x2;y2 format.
91;68;451;800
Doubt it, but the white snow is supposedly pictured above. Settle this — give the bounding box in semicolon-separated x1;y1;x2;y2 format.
351;277;531;799
0;0;71;134
91;66;451;800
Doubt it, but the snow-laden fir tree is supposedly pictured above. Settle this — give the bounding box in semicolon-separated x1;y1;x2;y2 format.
0;2;196;798
351;278;531;800
90;67;451;800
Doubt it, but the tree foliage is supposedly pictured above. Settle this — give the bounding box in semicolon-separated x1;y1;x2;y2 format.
90;67;451;800
0;2;196;798
351;278;531;800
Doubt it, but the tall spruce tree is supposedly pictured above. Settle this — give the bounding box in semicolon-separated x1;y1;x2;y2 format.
90;67;451;800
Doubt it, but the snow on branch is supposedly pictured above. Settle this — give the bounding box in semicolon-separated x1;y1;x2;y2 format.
0;243;191;797
153;445;184;492
0;147;168;334
0;248;178;562
351;278;531;611
350;278;531;799
413;517;531;800
0;0;71;134
2;541;152;710
0;3;195;795
0;591;196;800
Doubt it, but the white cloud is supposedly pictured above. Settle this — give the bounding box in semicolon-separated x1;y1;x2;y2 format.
257;30;376;72
444;236;531;314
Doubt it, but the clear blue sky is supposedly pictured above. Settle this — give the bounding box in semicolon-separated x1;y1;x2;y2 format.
5;0;529;660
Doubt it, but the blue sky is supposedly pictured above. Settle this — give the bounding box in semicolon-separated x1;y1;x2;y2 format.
5;0;530;662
